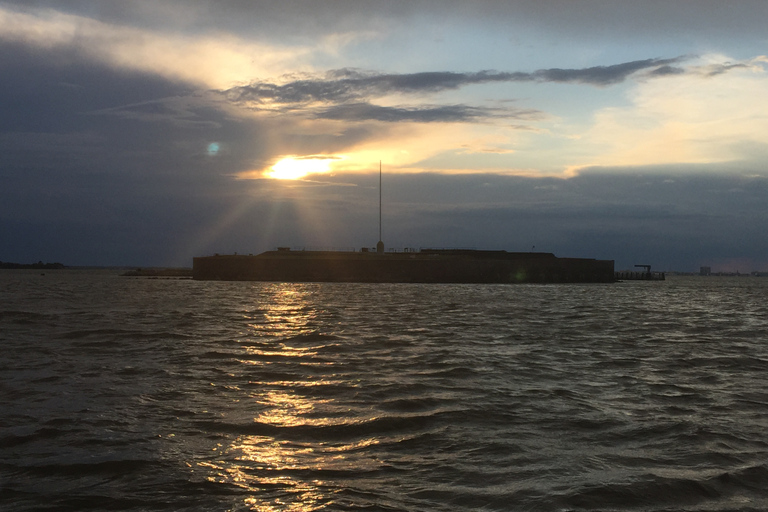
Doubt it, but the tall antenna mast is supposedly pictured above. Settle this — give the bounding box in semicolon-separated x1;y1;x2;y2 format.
376;160;384;254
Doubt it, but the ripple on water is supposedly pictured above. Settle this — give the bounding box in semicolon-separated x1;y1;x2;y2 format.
1;275;768;510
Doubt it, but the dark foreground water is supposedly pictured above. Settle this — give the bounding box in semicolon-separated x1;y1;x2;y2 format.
1;271;768;511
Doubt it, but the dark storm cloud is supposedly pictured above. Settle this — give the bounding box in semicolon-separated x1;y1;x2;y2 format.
0;39;276;168
0;39;277;265
0;41;189;133
86;96;224;129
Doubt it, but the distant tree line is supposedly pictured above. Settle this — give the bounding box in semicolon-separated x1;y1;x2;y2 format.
0;261;65;269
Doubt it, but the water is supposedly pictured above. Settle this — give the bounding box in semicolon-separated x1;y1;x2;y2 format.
2;271;768;511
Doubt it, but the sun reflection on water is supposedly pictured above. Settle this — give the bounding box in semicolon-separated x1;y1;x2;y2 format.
245;285;321;339
194;283;384;510
254;389;327;427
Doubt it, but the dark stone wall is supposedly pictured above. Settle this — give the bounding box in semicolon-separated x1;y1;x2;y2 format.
193;252;615;284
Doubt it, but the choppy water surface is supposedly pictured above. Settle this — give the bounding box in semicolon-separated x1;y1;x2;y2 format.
2;271;768;511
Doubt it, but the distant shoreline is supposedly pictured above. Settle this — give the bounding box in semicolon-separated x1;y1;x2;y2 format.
0;261;65;270
120;268;193;278
0;262;193;278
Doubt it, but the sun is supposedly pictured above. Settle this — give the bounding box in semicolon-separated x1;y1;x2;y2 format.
267;156;338;180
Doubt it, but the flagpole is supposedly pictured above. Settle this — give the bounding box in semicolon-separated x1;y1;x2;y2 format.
377;161;384;253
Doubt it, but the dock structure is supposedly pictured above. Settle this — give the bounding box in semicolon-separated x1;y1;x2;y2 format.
615;264;665;281
193;248;615;283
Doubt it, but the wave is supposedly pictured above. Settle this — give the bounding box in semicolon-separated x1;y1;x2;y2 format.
4;275;768;511
0;310;52;321
559;464;768;510
196;410;458;442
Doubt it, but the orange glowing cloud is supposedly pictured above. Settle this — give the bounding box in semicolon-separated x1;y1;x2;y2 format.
237;120;543;180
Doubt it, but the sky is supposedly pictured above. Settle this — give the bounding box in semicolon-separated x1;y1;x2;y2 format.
1;0;767;272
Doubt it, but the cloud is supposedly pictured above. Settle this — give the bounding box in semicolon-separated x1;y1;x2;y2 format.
211;53;764;176
4;1;768;272
569;55;768;173
531;58;686;85
0;5;313;87
648;65;686;77
1;40;766;271
220;69;516;108
217;58;689;131
86;95;225;128
222;58;685;109
10;1;768;51
5;6;761;181
700;62;749;77
313;102;542;123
